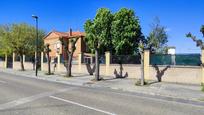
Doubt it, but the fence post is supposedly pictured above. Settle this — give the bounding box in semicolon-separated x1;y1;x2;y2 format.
23;55;25;64
4;54;8;68
41;52;44;71
78;53;82;72
105;51;110;66
78;53;82;65
144;49;150;80
201;49;204;84
105;51;111;75
57;53;60;71
12;53;15;69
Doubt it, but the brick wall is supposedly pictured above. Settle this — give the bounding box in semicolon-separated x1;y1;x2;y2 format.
44;33;85;60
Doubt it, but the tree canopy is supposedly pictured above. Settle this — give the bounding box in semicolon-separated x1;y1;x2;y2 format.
84;8;113;51
111;8;144;55
147;17;168;54
0;23;45;70
201;25;204;37
0;23;45;56
186;25;204;49
0;25;12;56
9;23;45;56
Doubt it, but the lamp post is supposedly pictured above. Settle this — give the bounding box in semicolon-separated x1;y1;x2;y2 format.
32;15;38;76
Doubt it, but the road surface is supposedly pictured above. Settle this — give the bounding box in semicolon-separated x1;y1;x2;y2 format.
0;72;204;115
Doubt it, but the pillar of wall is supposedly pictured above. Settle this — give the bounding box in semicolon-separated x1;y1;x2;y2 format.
12;53;15;69
105;51;110;66
23;55;25;64
4;54;7;68
144;49;150;80
57;53;60;71
105;51;111;75
78;53;82;72
201;49;204;84
41;52;44;71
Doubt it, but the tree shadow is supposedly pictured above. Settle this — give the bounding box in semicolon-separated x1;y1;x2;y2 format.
114;63;128;78
86;63;95;75
152;64;170;82
98;75;117;81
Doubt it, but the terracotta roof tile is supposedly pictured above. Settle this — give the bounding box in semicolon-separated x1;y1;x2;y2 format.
53;31;85;38
44;30;85;40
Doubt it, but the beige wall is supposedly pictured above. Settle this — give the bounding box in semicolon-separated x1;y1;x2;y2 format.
8;59;202;85
0;61;4;68
149;66;201;84
40;62;202;85
13;62;34;70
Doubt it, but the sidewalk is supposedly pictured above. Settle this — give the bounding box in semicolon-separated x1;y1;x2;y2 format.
1;68;204;103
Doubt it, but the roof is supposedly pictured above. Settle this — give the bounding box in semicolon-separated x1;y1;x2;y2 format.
167;46;176;49
44;30;85;39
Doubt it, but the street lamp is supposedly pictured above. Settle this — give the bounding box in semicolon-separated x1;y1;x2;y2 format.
32;15;38;76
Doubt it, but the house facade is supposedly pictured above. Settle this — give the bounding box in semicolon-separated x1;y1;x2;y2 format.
43;30;86;62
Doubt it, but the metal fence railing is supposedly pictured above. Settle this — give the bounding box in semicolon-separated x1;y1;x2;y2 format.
175;54;201;66
111;55;141;64
82;54;105;64
150;54;201;66
150;54;172;65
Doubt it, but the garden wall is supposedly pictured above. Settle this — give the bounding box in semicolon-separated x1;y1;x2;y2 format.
42;63;202;85
3;61;202;85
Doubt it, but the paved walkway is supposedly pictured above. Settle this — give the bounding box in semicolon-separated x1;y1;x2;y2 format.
1;68;204;103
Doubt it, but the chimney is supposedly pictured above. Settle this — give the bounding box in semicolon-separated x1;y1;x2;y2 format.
69;28;72;36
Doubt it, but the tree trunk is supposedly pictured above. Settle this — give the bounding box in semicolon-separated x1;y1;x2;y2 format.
66;53;73;77
47;53;51;75
20;54;25;71
140;53;144;85
95;48;100;81
68;54;72;77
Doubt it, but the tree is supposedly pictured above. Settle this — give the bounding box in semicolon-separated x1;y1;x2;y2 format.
147;17;168;54
84;8;113;81
60;30;79;77
1;23;45;71
0;25;13;57
44;44;51;75
186;25;204;49
138;40;145;85
111;8;143;55
201;25;204;37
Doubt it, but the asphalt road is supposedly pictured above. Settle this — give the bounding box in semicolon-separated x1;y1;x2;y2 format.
0;72;204;115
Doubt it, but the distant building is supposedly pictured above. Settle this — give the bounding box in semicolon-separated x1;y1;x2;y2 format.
167;46;176;65
43;30;86;61
167;47;176;55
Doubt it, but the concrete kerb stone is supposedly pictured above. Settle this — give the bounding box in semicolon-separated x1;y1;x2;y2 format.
0;68;87;87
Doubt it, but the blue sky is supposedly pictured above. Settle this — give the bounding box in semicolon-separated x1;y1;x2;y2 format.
0;0;203;53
